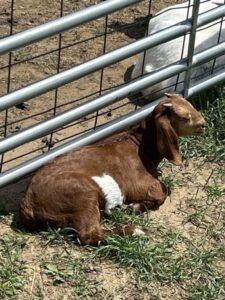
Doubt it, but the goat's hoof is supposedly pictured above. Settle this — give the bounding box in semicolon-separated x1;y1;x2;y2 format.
126;203;142;215
133;227;146;236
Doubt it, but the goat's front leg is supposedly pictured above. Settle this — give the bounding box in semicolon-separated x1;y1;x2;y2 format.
75;194;147;245
127;179;168;214
78;214;146;245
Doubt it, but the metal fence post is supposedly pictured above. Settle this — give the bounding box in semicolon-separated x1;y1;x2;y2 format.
183;0;201;98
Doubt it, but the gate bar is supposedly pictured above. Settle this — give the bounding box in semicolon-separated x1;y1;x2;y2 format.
0;0;141;55
0;22;191;111
1;66;225;188
188;69;225;97
1;39;225;154
0;5;224;110
0;99;161;188
0;64;187;153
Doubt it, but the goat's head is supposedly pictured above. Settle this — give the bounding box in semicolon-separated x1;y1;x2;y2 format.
150;93;206;166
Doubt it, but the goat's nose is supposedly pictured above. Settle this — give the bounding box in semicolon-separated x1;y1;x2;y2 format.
197;119;206;131
201;122;207;129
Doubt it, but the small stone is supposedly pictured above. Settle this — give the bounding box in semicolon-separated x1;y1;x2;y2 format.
15;125;21;131
42;148;48;154
15;102;29;110
41;137;48;144
88;266;101;273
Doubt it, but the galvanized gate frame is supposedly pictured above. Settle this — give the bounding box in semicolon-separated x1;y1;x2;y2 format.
0;0;225;187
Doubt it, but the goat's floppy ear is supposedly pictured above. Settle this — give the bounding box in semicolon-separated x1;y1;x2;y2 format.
140;114;152;131
154;103;182;166
140;119;147;130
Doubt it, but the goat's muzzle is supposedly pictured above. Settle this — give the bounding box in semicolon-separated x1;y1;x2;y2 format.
195;119;207;134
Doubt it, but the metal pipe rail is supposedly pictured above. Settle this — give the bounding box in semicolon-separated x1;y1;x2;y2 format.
1;40;225;154
197;3;225;27
0;4;225;111
0;0;141;55
188;69;225;97
1;0;225;188
0;22;192;111
0;63;187;154
1;65;225;187
0;98;161;188
1;0;224;57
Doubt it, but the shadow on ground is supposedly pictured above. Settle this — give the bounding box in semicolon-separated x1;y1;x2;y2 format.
0;175;31;216
108;16;149;40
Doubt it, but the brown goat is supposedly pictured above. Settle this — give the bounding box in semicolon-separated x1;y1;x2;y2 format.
20;94;206;245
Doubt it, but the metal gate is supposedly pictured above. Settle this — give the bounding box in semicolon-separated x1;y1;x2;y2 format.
0;0;224;187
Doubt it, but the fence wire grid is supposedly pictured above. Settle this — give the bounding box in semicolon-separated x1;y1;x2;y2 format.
0;0;225;186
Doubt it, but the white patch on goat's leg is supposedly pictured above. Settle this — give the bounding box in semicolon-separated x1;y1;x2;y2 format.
133;228;146;236
128;203;142;213
92;174;124;214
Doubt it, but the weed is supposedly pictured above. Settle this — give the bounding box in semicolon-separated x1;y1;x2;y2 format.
43;248;106;299
0;234;26;298
181;92;225;161
39;227;76;247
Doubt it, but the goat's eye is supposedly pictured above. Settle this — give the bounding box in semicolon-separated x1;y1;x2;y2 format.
179;114;191;121
181;117;190;121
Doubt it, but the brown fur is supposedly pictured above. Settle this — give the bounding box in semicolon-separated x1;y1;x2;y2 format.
20;94;206;245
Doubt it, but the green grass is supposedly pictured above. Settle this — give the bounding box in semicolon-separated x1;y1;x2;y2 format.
181;91;225;161
0;234;26;298
104;206;155;227
97;221;224;299
95;233;225;292
43;249;106;299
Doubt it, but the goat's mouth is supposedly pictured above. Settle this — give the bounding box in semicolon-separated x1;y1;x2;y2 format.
192;124;207;135
195;126;207;134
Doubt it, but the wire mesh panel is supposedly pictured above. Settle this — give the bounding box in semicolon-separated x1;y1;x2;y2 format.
0;0;225;187
0;0;151;170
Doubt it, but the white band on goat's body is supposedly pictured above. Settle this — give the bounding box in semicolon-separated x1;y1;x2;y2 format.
92;174;124;214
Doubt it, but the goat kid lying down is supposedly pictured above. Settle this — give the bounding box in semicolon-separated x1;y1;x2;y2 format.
20;94;206;245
